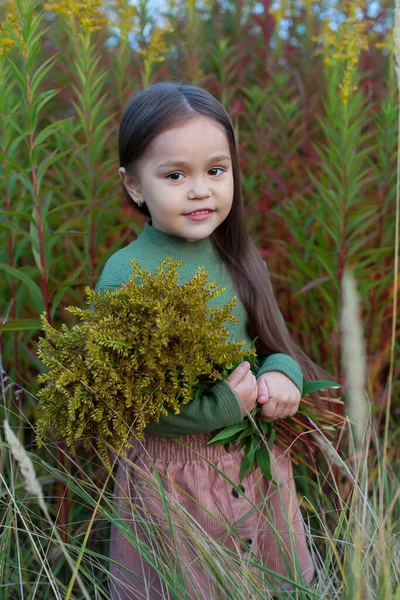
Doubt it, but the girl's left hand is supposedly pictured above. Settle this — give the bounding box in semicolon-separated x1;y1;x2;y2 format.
256;371;301;422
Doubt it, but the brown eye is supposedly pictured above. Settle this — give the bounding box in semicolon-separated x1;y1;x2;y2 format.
209;168;225;176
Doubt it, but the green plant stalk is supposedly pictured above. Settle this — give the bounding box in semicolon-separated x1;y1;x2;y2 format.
4;0;58;324
0;59;23;424
71;30;114;281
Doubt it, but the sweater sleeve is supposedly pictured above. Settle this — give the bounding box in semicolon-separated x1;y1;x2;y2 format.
256;260;304;394
92;261;244;437
144;378;243;437
256;353;303;394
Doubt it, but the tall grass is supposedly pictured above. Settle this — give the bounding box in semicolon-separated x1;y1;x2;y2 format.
0;0;398;597
1;265;399;597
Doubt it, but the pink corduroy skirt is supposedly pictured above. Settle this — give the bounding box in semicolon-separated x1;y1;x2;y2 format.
108;432;315;600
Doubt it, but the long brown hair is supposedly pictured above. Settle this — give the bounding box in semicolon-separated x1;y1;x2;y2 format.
118;81;335;387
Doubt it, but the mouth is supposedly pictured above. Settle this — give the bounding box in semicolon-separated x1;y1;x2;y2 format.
184;209;215;220
184;208;215;215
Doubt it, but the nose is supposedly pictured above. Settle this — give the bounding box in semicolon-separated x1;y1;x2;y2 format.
188;178;212;199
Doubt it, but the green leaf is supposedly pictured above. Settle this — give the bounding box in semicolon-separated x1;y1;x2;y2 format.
31;53;59;98
0;220;31;238
37;89;60;113
238;435;260;482
0;210;36;225
207;433;241;447
0;263;44;310
207;421;247;444
255;446;273;481
247;434;260;468
268;427;277;450
236;425;254;442
239;450;252;482
259;420;272;436
303;379;340;395
0;319;42;332
34;120;66;148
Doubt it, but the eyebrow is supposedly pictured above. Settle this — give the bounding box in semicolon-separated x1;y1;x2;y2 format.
156;154;231;169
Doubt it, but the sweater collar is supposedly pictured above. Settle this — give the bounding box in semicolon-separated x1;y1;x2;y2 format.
137;218;217;265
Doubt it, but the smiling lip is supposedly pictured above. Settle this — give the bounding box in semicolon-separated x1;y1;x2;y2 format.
184;208;214;215
185;209;214;220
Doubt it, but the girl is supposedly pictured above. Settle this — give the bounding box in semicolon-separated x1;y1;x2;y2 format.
95;81;330;599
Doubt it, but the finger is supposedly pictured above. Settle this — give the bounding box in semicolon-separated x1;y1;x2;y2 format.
277;401;291;419
261;399;278;418
284;397;300;418
257;377;270;404
227;362;251;387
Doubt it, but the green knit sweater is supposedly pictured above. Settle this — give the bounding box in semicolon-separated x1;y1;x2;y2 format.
94;219;303;436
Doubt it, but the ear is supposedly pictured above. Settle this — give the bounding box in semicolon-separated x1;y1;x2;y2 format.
118;167;144;204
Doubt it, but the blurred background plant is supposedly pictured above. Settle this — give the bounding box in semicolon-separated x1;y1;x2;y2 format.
0;0;398;596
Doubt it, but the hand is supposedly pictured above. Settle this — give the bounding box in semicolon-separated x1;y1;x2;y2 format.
225;361;258;417
256;371;301;422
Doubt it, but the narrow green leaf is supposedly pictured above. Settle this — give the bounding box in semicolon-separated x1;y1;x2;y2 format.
35;90;59;116
0;319;42;332
5;55;26;92
13;172;34;197
0;263;44;309
268;427;277;450
239;451;251;482
31;53;58;98
34;121;63;148
0;210;36;225
0;221;30;238
236;425;253;442
255;447;274;482
207;421;248;444
259;420;272;437
207;433;241;447
246;434;260;469
37;148;73;193
47;200;93;217
303;380;340;395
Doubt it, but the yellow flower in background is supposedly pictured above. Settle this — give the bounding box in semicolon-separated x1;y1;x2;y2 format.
312;8;371;105
43;0;110;34
108;0;139;43
270;0;323;28
0;0;23;55
138;25;172;61
138;25;173;63
270;0;290;26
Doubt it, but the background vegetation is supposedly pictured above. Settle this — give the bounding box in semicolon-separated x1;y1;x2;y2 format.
0;0;398;597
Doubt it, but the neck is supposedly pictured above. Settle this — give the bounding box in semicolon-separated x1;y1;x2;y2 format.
138;219;216;265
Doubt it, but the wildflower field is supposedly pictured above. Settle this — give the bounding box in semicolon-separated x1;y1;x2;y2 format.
0;0;399;598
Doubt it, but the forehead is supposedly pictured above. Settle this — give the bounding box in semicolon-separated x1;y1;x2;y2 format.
147;116;231;162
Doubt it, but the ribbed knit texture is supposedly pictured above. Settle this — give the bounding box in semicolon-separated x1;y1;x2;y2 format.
94;219;303;436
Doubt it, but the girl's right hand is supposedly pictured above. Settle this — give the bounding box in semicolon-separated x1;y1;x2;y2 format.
225;361;258;417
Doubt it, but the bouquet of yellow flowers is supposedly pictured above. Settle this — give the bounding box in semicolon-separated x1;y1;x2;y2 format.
36;256;344;477
35;258;257;466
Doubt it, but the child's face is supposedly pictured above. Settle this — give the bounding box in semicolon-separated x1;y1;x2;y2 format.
120;115;234;242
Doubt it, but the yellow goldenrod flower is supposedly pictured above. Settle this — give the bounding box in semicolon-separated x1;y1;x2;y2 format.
138;25;172;62
0;1;23;56
313;14;371;105
35;258;255;467
43;0;110;34
108;0;139;43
